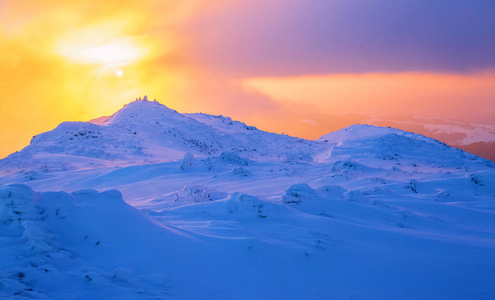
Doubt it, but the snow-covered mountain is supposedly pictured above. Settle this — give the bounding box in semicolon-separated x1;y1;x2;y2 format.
365;117;495;161
0;98;324;173
0;97;494;299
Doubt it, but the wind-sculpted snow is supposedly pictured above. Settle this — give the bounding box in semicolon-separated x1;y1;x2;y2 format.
0;184;190;299
162;192;283;221
1;98;495;299
219;151;249;166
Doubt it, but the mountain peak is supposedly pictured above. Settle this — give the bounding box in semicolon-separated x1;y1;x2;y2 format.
103;96;182;126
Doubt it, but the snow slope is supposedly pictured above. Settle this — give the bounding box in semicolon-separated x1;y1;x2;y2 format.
365;117;495;161
0;98;494;299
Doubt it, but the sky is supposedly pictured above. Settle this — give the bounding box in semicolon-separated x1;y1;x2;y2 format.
0;0;494;158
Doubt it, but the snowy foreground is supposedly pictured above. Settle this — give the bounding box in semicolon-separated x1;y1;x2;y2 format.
1;98;494;299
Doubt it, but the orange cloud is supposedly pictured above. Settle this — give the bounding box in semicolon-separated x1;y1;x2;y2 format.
243;72;495;124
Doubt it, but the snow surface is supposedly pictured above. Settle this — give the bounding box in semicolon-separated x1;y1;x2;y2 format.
1;98;494;299
366;117;495;149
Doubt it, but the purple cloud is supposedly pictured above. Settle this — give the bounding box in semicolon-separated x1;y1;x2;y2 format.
188;0;495;76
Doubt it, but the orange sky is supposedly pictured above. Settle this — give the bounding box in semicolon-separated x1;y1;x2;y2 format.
243;72;495;124
0;0;494;158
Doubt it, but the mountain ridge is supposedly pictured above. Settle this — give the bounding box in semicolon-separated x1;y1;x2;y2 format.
2;97;489;168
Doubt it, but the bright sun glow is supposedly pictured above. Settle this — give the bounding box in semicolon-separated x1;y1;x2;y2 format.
57;38;147;64
116;70;123;76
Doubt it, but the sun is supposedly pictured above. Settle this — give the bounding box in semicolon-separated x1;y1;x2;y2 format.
116;70;123;77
